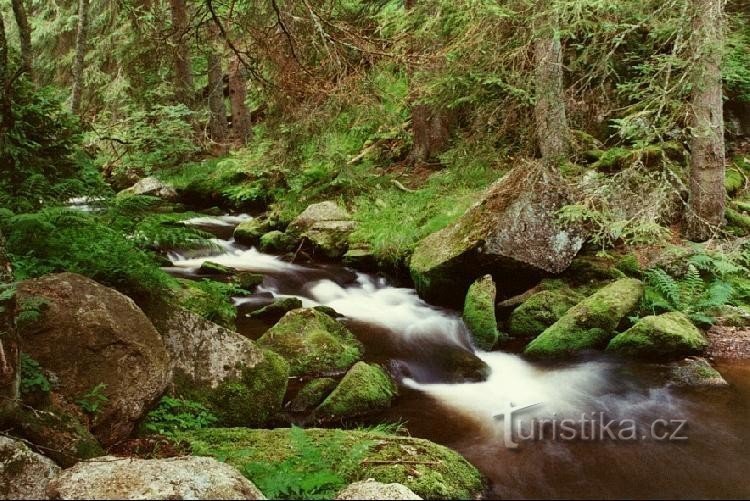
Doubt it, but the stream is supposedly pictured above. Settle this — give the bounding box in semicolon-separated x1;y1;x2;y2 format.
169;214;750;499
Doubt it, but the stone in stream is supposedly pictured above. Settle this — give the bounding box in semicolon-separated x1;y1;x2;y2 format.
289;377;338;413
287;201;357;259
315;362;397;420
144;305;289;427
258;230;299;254
606;312;708;359
0;436;61;500
234;218;272;246
181;427;483;500
199;260;235;275
409;164;587;306
524;278;643;359
258;308;363;377
462;274;503;350
336;479;422;500
668;357;728;387
16;273;171;446
247;297;303;323
118;176;178;201
46;456;266;500
509;287;584;338
234;271;264;290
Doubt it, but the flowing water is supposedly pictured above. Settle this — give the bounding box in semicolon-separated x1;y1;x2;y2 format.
170;215;750;499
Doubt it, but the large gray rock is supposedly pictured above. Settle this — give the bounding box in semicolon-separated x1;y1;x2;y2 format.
120;177;178;201
17;273;171;446
409;164;586;305
336;479;421;500
0;436;60;500
287;201;356;258
46;456;266;500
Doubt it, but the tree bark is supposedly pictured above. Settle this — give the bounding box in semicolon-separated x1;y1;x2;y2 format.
533;5;569;164
686;0;726;241
0;12;13;132
207;44;227;142
169;0;194;105
0;231;19;421
10;0;32;77
228;55;251;144
70;0;90;115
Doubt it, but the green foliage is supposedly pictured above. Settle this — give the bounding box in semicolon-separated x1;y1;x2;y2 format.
76;383;109;415
178;279;246;327
19;353;51;395
15;296;48;330
241;426;371;500
141;397;218;436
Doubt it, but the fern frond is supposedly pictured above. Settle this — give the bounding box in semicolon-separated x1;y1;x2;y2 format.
646;268;682;310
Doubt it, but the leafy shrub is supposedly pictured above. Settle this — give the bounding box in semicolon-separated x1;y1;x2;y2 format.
241;426;371;500
77;383;109;415
20;353;51;395
141;397;218;436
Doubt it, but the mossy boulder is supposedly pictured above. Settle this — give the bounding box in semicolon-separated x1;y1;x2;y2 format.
258;308;363;377
462;275;502;350
288;201;357;259
524;278;643;359
315;362;397;419
259;230;298;254
343;248;378;271
199;260;235;275
248;297;303;323
234;218;271;247
235;272;264;290
607;312;708;359
409;165;587;306
0;435;60;499
180;427;484;499
668;357;728;387
509;288;584;338
562;254;627;284
290;378;338;413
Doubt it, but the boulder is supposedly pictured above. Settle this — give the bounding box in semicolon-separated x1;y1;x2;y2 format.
258;308;363;377
462;275;502;350
343;248;378;271
315;362;397;419
337;480;422;500
409;165;586;305
287;201;357;258
524;278;643;359
182;427;483;500
607;312;708;358
17;273;171;446
46;456;265;500
0;436;60;500
509;288;584;338
234;272;264;290
258;231;298;254
145;306;289;427
234;218;271;247
247;297;303;323
120;177;178;201
668;357;728;387
289;377;338;413
199;261;235;275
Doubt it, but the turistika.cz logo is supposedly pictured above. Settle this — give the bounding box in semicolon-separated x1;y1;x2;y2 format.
493;402;688;449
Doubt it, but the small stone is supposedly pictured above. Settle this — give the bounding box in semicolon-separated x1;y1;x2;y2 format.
0;436;60;500
336;479;422;500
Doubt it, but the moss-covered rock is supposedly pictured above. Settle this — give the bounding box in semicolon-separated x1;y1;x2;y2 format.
615;253;642;277
234;272;264;290
233;218;271;247
258;308;363;377
259;230;298;254
509;288;584;338
248;297;303;323
462;275;502;350
315;362;397;419
524;278;643;359
668;357;728;387
199;261;235;275
607;312;708;359
343;248;378;271
290;378;338;413
287;201;357;259
180;427;484;500
562;254;626;284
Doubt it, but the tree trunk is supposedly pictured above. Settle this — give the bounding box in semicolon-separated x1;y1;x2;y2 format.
228;55;251;144
686;0;726;241
207;45;227;142
0;232;19;421
533;5;568;164
70;0;90;115
169;0;194;105
0;12;13;132
10;0;32;77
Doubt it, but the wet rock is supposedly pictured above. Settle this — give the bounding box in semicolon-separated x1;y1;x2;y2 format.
463;275;502;350
706;325;750;359
409;164;587;306
0;436;61;500
509;288;583;338
607;312;707;359
234;272;264;290
259;230;298;254
144;306;289;427
288;201;357;258
119;177;178;201
182;428;483;500
668;357;728;387
343;248;378;271
431;346;491;383
524;278;643;359
248;297;303;323
336;479;422;500
17;273;171;446
313;305;343;318
289;377;337;413
234;218;272;247
47;456;266;500
315;362;397;419
199;260;235;275
258;308;363;377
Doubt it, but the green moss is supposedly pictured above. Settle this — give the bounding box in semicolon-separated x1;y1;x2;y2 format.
524;278;644;359
315;362;396;419
462;275;502;350
234;272;264;290
199;261;234;275
258;308;363;377
258;231;298;253
234;219;271;246
726;167;745;195
563;254;627;283
290;378;338;413
606;312;708;359
248;297;303;321
592;147;631;170
726;207;750;236
509;289;583;338
179;427;484;500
